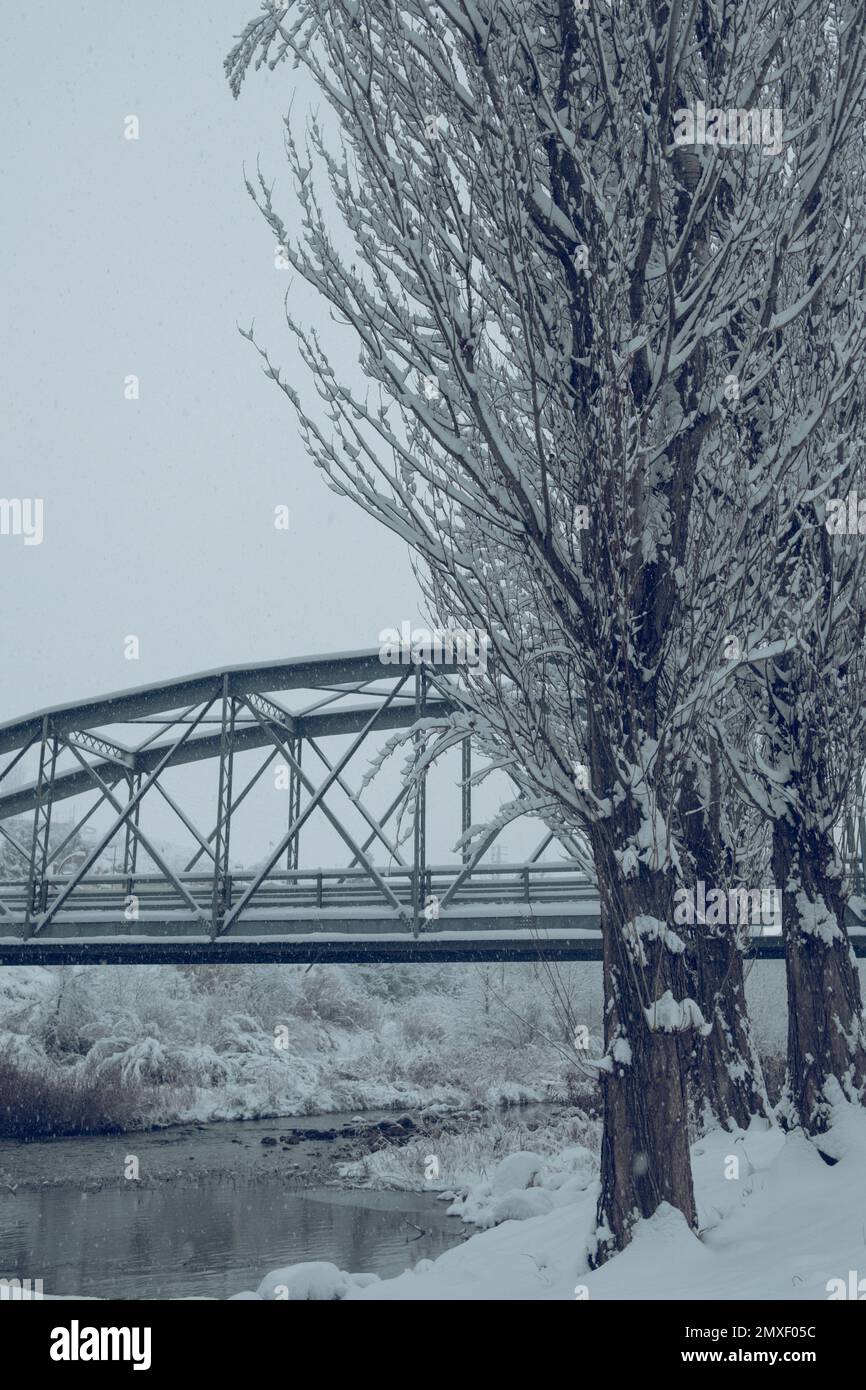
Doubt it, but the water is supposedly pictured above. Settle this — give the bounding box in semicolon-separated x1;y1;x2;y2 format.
0;1116;467;1300
0;1184;463;1299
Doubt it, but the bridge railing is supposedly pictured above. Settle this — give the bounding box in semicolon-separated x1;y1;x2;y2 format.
3;858;864;931
2;858;863;917
0;859;597;926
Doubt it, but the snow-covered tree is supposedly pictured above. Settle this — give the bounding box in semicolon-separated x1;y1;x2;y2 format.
706;11;866;1139
227;0;866;1259
676;744;772;1133
716;462;866;1140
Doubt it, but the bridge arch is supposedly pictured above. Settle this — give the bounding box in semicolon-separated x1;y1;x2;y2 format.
0;650;597;963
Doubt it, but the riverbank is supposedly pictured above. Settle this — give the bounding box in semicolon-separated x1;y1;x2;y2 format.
0;961;598;1141
235;1102;866;1302
0;959;798;1144
0;1102;593;1193
0;1110;429;1192
0;1102;599;1297
1;1106;594;1298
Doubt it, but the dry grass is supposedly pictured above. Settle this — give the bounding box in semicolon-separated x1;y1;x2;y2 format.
0;1057;150;1139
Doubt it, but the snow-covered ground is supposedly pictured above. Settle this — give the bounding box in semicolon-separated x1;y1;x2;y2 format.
6;960;865;1302
235;1102;866;1301
0;958;827;1131
0;961;604;1127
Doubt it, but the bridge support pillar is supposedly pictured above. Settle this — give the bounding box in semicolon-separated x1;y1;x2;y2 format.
211;682;236;936
24;718;58;938
123;772;141;896
286;737;302;874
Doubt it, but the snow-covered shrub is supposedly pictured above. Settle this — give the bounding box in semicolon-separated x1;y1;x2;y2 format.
399;1008;448;1045
0;956;808;1134
290;968;380;1030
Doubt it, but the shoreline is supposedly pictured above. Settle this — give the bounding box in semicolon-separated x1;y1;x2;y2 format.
0;1105;495;1193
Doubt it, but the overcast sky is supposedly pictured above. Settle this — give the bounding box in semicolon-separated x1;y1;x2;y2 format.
0;4;536;868
1;0;422;724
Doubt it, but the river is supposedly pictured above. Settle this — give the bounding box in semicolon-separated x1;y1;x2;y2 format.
0;1113;468;1299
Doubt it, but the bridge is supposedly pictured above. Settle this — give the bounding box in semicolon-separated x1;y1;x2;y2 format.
0;650;863;965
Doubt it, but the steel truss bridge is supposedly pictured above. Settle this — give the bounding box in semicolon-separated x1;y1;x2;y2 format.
0;650;863;965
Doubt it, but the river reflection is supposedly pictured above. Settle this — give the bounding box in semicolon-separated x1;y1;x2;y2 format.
0;1182;464;1299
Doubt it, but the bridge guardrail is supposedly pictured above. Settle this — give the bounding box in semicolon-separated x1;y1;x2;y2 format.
0;861;597;922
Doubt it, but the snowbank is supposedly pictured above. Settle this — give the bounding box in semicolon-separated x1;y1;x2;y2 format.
246;1106;866;1301
229;1262;381;1301
447;1145;597;1229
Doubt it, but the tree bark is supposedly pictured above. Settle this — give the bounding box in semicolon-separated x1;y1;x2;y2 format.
772;817;866;1137
679;757;770;1132
687;933;770;1133
588;821;697;1267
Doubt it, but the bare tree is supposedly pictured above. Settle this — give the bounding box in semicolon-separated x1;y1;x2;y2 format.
227;0;866;1259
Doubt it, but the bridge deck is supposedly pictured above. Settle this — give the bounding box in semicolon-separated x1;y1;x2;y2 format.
1;906;863;965
0;931;845;965
2;871;865;964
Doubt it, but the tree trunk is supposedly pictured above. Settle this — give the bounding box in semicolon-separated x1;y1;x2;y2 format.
679;757;770;1132
588;823;697;1267
688;932;771;1132
772;817;866;1136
